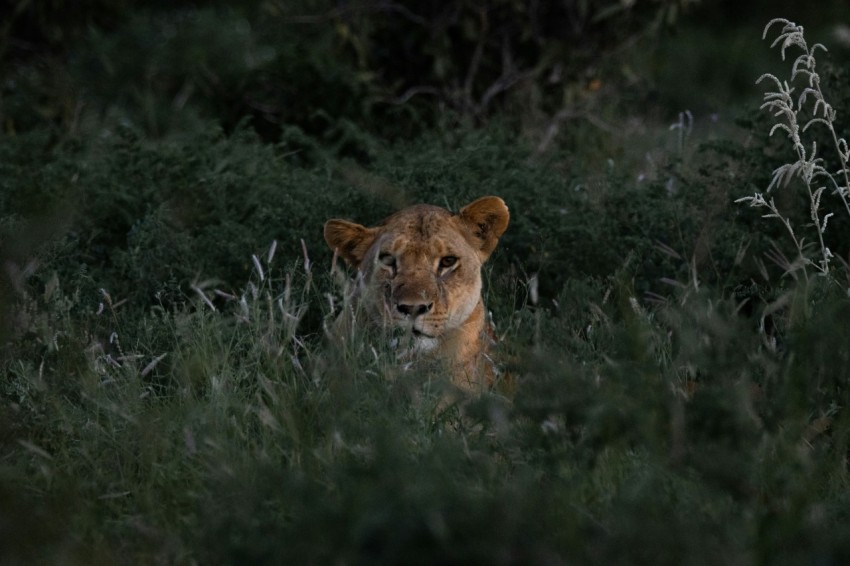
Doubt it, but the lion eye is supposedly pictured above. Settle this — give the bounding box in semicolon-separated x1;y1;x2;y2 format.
379;253;396;268
439;256;458;269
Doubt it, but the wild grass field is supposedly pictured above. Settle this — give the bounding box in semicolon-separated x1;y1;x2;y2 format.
3;1;850;564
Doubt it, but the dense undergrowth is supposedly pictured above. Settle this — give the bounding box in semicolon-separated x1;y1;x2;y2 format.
3;1;850;564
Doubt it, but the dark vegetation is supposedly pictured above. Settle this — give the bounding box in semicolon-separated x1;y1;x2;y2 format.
2;0;850;563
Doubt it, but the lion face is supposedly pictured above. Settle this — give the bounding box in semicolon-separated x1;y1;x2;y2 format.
323;197;509;354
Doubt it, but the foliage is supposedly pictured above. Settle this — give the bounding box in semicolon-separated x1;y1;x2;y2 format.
3;0;702;142
3;233;850;563
3;3;850;565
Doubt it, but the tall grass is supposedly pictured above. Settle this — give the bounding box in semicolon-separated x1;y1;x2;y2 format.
4;218;850;563
737;18;850;278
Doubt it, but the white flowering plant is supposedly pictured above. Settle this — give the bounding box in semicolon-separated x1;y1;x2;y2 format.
736;18;850;278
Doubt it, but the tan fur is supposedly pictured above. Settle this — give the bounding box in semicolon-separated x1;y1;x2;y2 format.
324;196;510;392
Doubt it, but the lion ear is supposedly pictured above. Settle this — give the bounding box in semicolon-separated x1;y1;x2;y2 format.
459;196;510;260
323;220;379;267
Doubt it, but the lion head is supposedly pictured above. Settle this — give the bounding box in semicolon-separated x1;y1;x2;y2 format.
323;196;509;390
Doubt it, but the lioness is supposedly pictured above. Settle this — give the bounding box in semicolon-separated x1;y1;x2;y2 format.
323;196;509;392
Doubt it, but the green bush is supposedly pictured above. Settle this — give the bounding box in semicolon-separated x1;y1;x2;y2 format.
4;0;704;142
4;232;850;562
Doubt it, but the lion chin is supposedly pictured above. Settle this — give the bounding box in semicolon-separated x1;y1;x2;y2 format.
324;196;510;392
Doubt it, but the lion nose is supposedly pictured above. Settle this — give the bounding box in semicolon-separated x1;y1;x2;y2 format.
396;301;433;317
